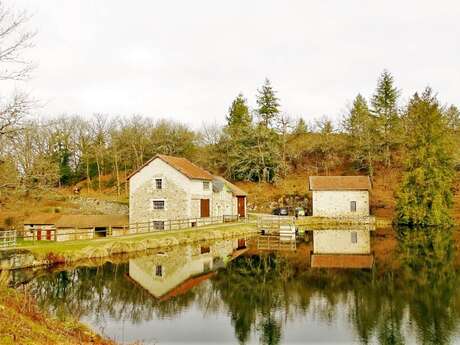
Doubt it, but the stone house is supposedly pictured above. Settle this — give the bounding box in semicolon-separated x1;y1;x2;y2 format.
127;155;247;227
308;176;371;217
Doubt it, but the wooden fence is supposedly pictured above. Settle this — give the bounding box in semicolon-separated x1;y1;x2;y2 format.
21;215;243;243
0;230;17;248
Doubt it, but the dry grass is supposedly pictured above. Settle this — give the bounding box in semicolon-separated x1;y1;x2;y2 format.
0;287;115;345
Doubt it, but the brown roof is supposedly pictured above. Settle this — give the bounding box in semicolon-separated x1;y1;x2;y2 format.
309;176;371;191
24;214;62;225
213;176;247;196
127;154;214;181
55;215;128;228
311;254;374;268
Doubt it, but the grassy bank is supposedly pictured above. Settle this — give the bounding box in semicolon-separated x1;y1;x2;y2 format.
0;287;114;345
15;222;257;266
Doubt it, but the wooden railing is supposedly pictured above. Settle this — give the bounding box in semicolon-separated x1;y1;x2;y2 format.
0;230;16;248
20;215;244;243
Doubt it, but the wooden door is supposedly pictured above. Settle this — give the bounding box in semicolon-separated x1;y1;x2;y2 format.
46;229;52;240
37;229;42;241
200;199;210;218
237;196;246;218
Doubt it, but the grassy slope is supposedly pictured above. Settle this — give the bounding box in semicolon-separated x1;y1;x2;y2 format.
0;288;114;345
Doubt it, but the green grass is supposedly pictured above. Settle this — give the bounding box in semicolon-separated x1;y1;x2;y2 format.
17;222;257;259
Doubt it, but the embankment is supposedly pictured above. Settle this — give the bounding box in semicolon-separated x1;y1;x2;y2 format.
2;223;258;270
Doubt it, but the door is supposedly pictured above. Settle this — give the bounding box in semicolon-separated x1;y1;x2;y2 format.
237;196;246;218
46;229;52;240
37;229;42;241
200;199;210;218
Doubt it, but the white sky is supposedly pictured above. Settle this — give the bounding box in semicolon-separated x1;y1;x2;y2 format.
5;0;460;128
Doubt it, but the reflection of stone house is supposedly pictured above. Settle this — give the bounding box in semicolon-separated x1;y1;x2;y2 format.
128;238;247;300
23;214;129;241
127;155;247;227
309;176;371;217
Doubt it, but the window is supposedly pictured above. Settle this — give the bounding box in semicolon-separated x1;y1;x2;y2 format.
155;178;163;190
203;262;211;272
351;231;358;244
153;200;165;210
203;181;210;190
350;201;357;212
155;265;163;277
201;246;210;254
153;221;164;230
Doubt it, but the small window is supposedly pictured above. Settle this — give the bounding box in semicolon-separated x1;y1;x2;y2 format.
155;178;163;190
153;221;164;230
153;200;165;210
350;201;357;212
155;265;163;277
203;262;211;272
203;181;210;190
351;231;358;244
201;246;210;254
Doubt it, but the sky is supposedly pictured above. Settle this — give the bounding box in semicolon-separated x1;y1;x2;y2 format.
4;0;460;128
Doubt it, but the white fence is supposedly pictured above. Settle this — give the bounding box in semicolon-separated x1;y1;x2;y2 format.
0;230;16;248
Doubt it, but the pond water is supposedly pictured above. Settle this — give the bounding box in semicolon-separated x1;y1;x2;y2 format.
10;227;460;345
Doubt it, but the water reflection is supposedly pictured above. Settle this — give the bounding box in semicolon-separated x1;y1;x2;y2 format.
15;227;460;345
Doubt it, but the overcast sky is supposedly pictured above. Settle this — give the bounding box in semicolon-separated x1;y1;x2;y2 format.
5;0;460;128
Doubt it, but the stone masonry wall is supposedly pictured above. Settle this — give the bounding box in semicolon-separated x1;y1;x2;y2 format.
312;190;369;217
130;175;189;224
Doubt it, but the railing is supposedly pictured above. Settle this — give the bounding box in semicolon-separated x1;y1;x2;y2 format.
252;235;296;251
20;214;244;243
257;215;295;234
0;230;17;248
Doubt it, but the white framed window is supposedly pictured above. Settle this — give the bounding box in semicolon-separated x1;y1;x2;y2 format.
350;201;357;212
152;199;166;210
155;178;163;190
155;265;163;277
203;181;210;191
153;220;165;230
351;231;358;244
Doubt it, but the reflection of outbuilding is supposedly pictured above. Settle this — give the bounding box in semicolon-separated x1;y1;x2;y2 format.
23;214;129;241
128;239;247;300
310;225;374;269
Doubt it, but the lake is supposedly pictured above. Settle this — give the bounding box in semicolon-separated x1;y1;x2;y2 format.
10;227;460;345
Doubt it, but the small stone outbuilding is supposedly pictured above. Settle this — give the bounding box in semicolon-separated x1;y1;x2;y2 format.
309;176;371;217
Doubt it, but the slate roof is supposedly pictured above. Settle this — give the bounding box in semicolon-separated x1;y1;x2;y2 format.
127;154;214;181
23;214;62;225
309;176;371;191
213;176;248;196
55;215;128;228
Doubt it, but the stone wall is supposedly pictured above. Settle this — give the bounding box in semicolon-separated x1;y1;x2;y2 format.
313;229;371;254
69;196;128;215
312;190;369;217
130;175;189;224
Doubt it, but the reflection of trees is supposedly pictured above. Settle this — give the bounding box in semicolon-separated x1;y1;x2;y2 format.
23;229;460;345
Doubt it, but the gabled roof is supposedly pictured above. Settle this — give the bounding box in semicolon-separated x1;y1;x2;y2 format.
127;154;214;181
309;176;371;191
213;176;247;196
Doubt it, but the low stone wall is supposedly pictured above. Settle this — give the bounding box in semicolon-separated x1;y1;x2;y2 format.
69;196;129;215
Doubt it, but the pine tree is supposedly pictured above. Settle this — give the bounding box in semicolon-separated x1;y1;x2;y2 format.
371;70;401;167
343;94;377;177
256;78;280;128
226;93;252;128
293;117;309;135
395;88;454;226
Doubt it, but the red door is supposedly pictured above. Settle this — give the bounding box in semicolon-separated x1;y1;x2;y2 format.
200;199;210;218
46;229;52;240
237;196;246;218
37;229;42;241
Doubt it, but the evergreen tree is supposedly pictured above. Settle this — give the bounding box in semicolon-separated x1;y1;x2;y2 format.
293;117;309;135
256;78;280;128
371;70;401;167
395;88;454;226
227;93;252;128
444;105;460;131
343;94;377;177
